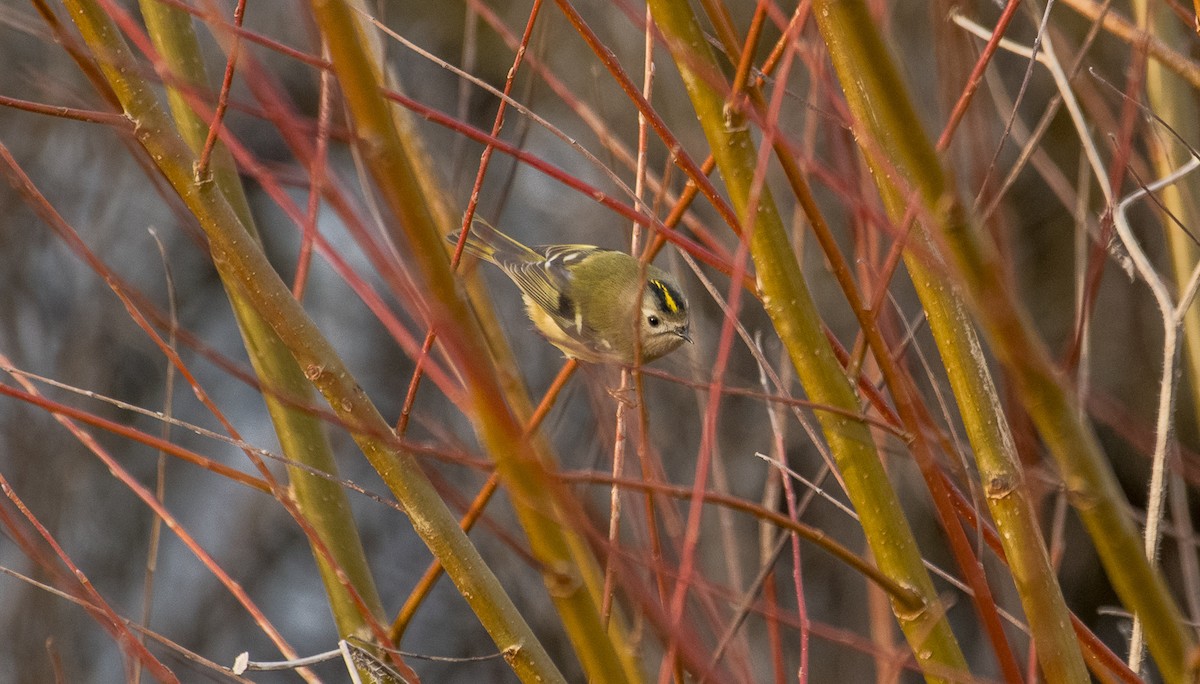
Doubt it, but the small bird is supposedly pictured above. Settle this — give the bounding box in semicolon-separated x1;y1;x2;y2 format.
449;220;691;364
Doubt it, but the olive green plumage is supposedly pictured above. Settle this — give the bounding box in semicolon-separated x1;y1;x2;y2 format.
449;221;691;364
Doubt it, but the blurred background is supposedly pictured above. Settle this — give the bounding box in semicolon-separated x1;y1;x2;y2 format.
0;0;1196;682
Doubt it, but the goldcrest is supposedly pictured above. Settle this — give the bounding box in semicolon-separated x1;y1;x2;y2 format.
449;220;691;364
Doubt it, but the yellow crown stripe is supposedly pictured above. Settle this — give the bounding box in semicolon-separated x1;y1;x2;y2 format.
649;279;679;313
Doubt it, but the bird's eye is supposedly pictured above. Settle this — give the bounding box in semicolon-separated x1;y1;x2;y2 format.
647;315;661;327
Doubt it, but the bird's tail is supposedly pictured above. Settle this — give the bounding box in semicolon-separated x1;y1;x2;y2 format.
447;218;540;266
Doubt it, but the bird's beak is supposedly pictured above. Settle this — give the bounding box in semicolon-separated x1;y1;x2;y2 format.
676;328;693;344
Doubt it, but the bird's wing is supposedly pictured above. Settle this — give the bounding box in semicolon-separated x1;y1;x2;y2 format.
505;245;609;333
505;261;570;319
